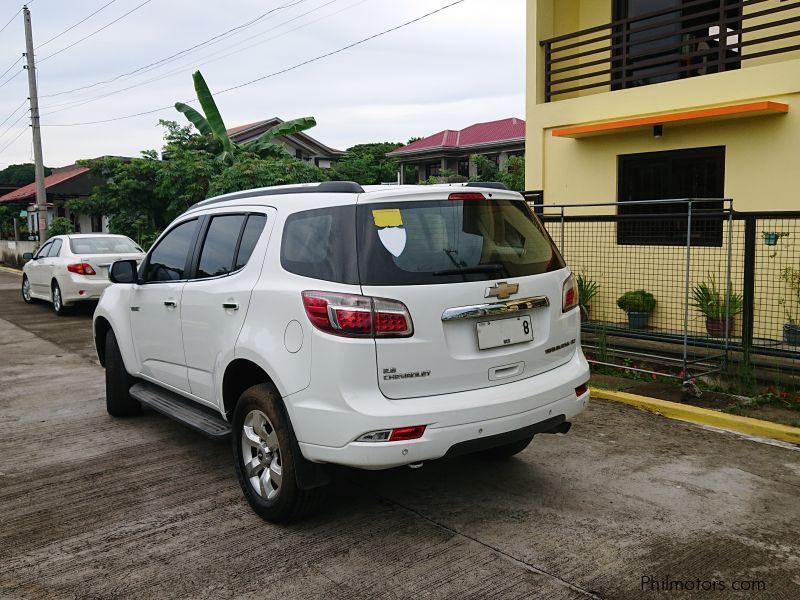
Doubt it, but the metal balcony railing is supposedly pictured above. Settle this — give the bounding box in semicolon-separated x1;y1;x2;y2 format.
540;0;800;102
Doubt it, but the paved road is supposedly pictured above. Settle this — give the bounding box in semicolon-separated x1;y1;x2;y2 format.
0;269;798;599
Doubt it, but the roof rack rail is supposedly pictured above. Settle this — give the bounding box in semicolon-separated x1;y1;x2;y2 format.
465;181;509;191
188;181;365;211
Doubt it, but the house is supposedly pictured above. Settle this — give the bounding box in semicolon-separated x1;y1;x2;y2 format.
526;0;800;343
227;118;344;168
387;118;525;183
0;164;106;240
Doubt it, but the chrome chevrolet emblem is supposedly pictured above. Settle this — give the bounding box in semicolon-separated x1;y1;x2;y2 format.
485;281;519;300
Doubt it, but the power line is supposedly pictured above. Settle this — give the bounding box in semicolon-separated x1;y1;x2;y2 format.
37;0;119;49
38;0;155;64
41;0;310;98
0;111;28;144
44;0;467;127
0;56;22;81
0;98;28;129
0;70;23;90
42;0;357;113
0;8;20;36
0;126;29;154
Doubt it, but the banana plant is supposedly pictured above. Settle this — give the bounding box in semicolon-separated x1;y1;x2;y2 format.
175;70;317;164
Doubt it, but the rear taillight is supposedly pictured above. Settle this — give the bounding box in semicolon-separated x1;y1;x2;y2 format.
575;383;588;397
67;263;96;275
562;273;578;313
301;291;413;338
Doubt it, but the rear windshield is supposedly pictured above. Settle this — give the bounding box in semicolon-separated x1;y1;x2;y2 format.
356;199;564;285
69;236;142;255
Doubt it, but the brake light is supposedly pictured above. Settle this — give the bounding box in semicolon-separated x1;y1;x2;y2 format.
302;291;413;338
448;192;485;201
356;425;426;442
575;383;588;397
67;263;96;275
562;273;578;313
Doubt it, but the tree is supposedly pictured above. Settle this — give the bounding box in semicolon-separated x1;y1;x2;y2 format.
469;154;526;192
47;217;74;237
208;153;327;197
0;163;52;187
175;70;316;164
330;142;404;185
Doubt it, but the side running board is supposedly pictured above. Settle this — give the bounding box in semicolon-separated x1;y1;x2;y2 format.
129;382;231;440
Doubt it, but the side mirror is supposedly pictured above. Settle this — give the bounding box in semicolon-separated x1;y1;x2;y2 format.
109;259;139;284
22;252;33;261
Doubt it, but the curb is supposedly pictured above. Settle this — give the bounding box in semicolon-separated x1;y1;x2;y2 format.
591;388;800;445
0;266;22;274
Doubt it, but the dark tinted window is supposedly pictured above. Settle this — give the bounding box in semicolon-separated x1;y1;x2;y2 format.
234;214;267;270
197;215;246;279
357;199;564;286
48;239;62;257
280;206;358;284
145;219;199;282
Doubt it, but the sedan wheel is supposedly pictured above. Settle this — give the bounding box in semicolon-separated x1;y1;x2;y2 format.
240;410;283;501
21;276;34;304
52;282;67;316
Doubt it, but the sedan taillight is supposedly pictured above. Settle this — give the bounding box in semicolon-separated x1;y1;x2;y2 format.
67;263;96;275
301;291;413;338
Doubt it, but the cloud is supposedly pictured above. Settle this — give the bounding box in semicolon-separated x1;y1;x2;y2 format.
0;0;524;166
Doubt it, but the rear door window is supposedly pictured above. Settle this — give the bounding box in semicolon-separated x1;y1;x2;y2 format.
145;219;199;282
197;215;246;279
356;199;564;285
234;214;267;270
280;206;358;284
48;239;62;257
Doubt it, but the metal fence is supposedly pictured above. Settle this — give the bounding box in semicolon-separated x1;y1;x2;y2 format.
538;199;800;389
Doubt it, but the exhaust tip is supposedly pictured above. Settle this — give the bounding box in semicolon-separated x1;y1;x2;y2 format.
544;422;572;435
407;462;424;469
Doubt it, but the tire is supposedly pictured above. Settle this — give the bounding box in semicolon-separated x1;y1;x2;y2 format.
232;383;327;523
104;329;140;417
21;275;35;304
51;281;69;316
479;436;534;459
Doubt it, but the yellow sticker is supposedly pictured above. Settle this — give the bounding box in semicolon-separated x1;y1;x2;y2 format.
372;208;403;228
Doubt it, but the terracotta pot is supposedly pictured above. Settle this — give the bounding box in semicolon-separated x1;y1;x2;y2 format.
706;317;734;338
580;305;590;322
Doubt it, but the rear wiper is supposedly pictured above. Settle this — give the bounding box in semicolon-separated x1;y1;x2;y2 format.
432;264;504;276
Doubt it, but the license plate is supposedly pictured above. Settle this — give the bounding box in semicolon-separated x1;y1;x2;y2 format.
477;316;533;350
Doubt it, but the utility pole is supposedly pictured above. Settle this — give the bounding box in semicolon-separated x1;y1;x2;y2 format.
23;5;48;243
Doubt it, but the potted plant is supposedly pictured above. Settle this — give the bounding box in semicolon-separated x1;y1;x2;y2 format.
576;273;599;322
617;290;656;330
691;275;743;337
762;231;788;246
779;267;800;345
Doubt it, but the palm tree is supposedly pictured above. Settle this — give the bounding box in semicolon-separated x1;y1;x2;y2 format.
175;70;317;164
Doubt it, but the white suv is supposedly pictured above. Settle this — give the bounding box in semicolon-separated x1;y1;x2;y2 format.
94;181;589;522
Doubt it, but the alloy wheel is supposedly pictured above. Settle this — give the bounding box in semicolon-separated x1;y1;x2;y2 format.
240;410;283;500
22;278;31;302
52;286;61;312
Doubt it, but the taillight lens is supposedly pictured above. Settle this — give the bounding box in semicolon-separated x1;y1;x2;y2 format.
562;273;578;313
302;291;413;338
67;263;96;275
448;192;485;201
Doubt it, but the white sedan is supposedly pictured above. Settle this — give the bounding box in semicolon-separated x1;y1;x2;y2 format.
21;234;145;315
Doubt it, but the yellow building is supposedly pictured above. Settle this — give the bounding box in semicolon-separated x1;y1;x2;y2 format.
525;0;800;351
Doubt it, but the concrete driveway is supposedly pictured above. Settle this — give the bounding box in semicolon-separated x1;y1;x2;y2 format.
0;268;798;599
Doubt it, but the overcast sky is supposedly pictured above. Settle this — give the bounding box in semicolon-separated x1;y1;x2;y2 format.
0;0;525;168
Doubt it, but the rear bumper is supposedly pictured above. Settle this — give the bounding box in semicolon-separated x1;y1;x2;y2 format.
299;387;588;469
59;275;110;303
294;348;590;469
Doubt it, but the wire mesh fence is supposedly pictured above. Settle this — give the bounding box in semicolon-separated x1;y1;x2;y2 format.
537;199;800;389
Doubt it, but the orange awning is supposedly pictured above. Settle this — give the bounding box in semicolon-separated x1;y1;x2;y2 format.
552;101;789;139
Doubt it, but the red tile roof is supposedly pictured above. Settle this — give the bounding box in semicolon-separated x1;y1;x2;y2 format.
388;118;525;156
0;165;90;203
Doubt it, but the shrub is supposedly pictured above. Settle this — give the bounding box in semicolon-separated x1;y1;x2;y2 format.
47;217;74;237
617;290;656;314
576;273;599;307
691;276;743;319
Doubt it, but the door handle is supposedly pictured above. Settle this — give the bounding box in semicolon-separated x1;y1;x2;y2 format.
222;302;239;310
163;300;178;308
